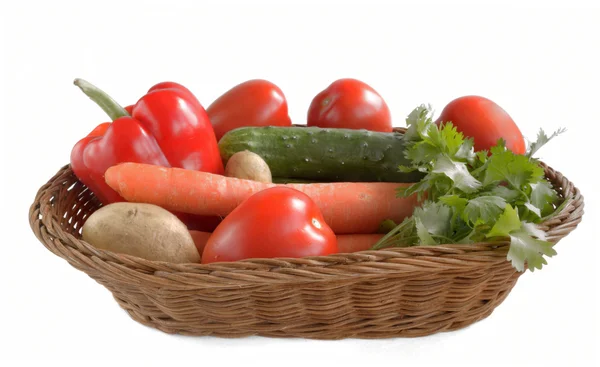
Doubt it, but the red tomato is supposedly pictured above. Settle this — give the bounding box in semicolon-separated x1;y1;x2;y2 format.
201;187;338;264
307;78;392;132
206;79;292;140
435;95;526;154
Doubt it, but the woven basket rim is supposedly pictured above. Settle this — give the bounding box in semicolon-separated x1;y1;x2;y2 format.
29;159;584;282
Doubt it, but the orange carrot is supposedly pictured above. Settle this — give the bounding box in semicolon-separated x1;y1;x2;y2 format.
336;234;385;253
105;162;417;234
189;231;385;255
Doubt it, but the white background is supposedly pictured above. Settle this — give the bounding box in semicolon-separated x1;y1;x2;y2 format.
2;0;598;366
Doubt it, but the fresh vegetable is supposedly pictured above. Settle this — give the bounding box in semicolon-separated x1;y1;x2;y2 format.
224;151;273;183
71;79;224;231
434;95;526;154
82;202;200;263
104;162;419;234
202;187;337;263
307;78;392;132
337;234;385;253
190;230;212;255
190;231;384;256
70;113;170;205
218;126;424;183
272;178;322;184
206;79;292;140
131;82;224;174
75;78;223;174
373;104;567;272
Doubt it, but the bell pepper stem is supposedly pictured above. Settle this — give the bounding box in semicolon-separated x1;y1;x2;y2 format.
74;78;130;121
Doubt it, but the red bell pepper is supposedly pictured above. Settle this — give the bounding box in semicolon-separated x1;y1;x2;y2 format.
74;78;224;174
70;79;224;231
70;109;170;204
132;82;224;174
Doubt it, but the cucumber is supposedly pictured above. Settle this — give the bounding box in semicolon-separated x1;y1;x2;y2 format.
272;177;323;184
218;126;424;183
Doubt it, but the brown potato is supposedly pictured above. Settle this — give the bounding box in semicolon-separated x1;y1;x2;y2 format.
81;202;200;263
225;150;273;183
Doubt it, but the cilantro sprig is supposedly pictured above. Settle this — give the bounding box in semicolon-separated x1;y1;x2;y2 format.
373;104;568;272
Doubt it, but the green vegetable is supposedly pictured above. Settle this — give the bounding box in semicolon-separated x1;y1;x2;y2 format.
218;126;425;183
272;177;323;184
372;104;567;272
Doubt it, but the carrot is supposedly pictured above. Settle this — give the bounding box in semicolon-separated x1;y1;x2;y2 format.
105;162;418;234
189;231;385;255
336;234;385;253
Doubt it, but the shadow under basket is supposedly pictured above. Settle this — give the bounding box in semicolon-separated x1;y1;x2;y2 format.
29;162;584;339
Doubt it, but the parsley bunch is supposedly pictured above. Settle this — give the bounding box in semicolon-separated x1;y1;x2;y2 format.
373;104;568;272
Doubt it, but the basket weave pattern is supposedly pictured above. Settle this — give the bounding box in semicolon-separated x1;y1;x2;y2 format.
29;162;583;339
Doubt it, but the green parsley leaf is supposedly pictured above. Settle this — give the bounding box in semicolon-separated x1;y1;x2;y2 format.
454;223;479;244
486;185;522;203
463;196;506;225
455;137;477;164
439;195;469;228
439;123;465;156
432;155;482;193
405;141;442;164
487;204;522;238
404;104;434;142
483;150;544;189
526;127;567;158
439;195;468;212
415;217;437;245
485;205;556;271
530;180;559;217
523;202;542;218
378;219;399;234
373;104;564;272
490;138;507;155
475;150;489;163
414;201;452;237
508;222;557;272
397;176;433;201
469;150;490;178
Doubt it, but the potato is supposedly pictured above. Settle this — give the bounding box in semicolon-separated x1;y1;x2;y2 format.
81;202;200;263
224;150;272;183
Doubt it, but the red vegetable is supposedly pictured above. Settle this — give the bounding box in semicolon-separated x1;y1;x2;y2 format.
70;116;170;205
190;231;384;256
201;187;338;264
131;81;224;174
189;230;212;255
206;79;292;140
435;95;526;154
71;78;223;229
307;78;392;132
73;78;223;175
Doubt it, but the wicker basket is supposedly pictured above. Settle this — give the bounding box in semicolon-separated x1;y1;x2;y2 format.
29;160;583;339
